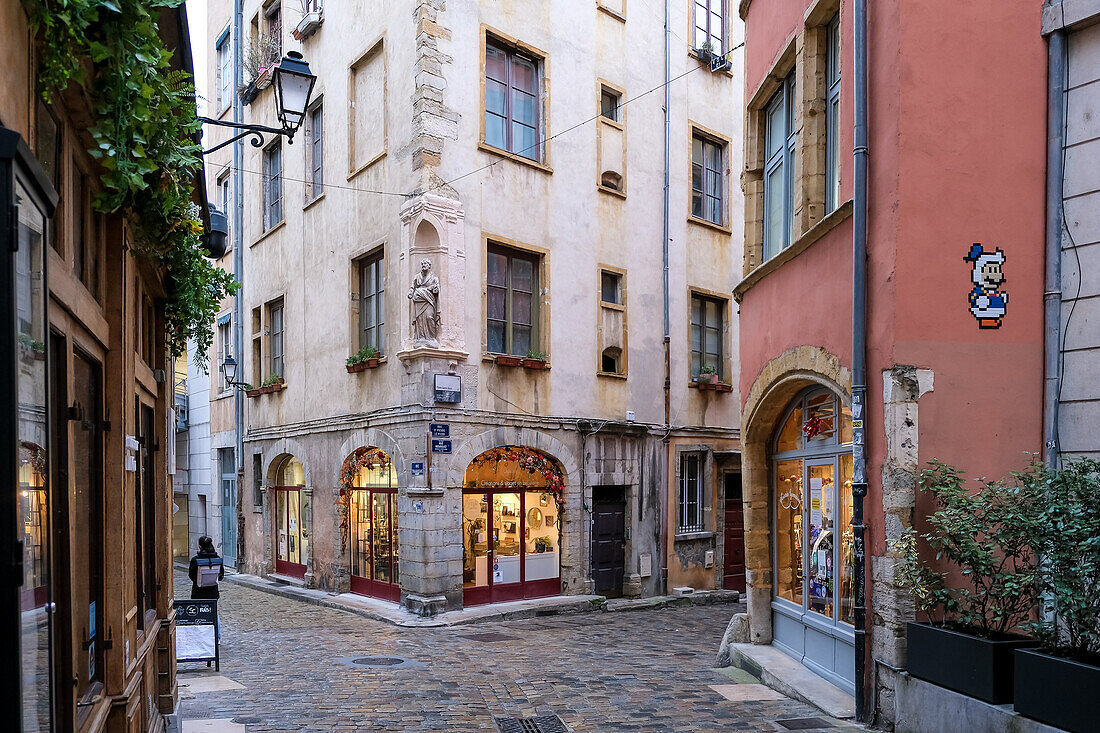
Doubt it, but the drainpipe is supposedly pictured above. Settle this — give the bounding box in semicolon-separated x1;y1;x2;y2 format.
232;0;245;568
852;0;870;722
1044;26;1066;470
661;0;672;595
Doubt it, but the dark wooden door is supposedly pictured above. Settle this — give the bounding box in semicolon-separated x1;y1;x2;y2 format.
592;488;626;597
723;473;746;593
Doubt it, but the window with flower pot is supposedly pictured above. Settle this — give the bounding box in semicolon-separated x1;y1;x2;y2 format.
357;251;384;356
690;292;724;380
694;0;726;54
487;243;541;357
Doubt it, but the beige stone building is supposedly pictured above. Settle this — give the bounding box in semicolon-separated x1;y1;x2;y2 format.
203;0;747;614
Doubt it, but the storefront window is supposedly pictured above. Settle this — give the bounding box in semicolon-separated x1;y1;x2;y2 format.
274;456;308;577
493;492;522;583
775;459;803;604
346;448;398;599
524;491;558;581
462;494;489;588
807;462;835;619
839;454;855;625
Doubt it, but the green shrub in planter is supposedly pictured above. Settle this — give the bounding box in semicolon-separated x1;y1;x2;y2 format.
1014;458;1100;732
894;459;1044;703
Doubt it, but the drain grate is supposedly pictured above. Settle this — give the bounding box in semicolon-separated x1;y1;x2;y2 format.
496;715;568;733
461;632;520;642
775;718;835;730
336;655;423;669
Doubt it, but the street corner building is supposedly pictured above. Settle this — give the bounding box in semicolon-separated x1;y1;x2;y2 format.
189;0;750;616
736;0;1047;723
3;2;217;732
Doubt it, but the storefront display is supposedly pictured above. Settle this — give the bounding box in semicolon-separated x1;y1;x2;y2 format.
771;388;855;693
462;446;563;605
274;456;309;579
341;448;399;601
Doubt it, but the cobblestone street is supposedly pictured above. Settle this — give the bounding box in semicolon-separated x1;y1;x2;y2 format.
175;572;856;732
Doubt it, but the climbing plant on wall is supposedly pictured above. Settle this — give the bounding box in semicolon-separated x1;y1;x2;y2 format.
21;0;238;369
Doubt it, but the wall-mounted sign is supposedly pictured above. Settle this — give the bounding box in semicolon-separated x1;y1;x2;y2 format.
429;423;450;438
431;439;452;454
411;462;425;477
434;374;461;403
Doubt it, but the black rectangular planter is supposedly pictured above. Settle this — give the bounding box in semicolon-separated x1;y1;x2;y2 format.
906;622;1036;704
1014;648;1100;733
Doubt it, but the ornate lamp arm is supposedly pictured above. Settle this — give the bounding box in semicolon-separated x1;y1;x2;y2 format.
197;117;294;155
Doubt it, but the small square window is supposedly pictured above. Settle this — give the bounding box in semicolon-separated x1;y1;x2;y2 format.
601;271;622;305
600;88;621;122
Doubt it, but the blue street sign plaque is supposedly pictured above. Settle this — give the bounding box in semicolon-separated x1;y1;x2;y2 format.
431;439;452;454
411;462;425;477
429;423;450;438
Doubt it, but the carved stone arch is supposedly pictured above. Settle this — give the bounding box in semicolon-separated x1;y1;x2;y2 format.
740;345;851;645
264;437;313;487
412;216;442;252
334;428;405;486
446;427;580;489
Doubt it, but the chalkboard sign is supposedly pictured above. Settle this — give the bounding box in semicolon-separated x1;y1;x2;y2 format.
175;599;220;670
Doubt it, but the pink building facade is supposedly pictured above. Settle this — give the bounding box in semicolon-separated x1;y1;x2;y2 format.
736;0;1047;721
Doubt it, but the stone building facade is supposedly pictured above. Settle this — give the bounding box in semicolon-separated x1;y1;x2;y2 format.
203;0;748;613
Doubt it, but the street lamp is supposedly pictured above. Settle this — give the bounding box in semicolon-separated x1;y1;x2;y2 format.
219;355;248;391
198;51;317;155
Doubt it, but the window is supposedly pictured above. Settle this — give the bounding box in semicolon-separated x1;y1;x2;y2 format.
694;0;725;53
307;103;323;200
217;172;232;252
72;172;88;282
600;87;621;122
763;73;796;260
602;347;622;374
690;293;724;380
264;1;282;56
487;244;539;356
216;30;232;112
692;133;725;226
601;270;622;305
826;15;841;213
35;102;61;251
217;315;232;391
485;39;541;161
678;452;704;532
262;143;283;230
268;299;284;379
136;403;156;626
358;252;385;355
253;453;264;506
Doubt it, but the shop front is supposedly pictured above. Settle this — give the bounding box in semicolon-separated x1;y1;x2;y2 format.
461;447;562;606
340;448;399;602
273;456;309;579
771;387;855;693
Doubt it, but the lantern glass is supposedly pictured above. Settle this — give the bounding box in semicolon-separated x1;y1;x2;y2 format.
221;354;238;388
273;52;316;134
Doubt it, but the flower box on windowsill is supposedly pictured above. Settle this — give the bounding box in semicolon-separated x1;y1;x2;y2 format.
293;10;323;41
246;379;285;398
695;376;732;392
254;66;274;90
494;355;523;367
346;358;380;373
522;358;548;370
239;81;260;106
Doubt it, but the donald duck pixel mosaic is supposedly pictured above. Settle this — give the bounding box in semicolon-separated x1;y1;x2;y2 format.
964;243;1008;329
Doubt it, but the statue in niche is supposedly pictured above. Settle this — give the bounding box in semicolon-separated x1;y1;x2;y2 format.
408;257;441;344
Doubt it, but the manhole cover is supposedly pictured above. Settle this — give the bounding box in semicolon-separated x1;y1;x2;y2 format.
336;655;423;669
775;719;834;730
496;715;568;733
351;656;404;666
461;632;519;642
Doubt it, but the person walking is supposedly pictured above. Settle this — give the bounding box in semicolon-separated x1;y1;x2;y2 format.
188;536;224;600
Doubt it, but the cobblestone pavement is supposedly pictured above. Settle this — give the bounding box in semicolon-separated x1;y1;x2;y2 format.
175;571;855;732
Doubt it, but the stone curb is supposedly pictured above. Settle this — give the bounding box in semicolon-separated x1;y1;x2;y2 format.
215;569;740;628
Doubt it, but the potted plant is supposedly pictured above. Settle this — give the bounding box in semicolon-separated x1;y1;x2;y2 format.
533;536;554;553
346;345;381;373
495;353;523;367
695;39;715;64
239;33;281;104
248;374;285;397
894;459;1043;704
1014;458;1100;733
696;365;720;387
522;350;548;369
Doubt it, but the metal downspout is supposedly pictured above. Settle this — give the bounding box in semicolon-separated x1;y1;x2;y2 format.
661;0;672;595
1044;27;1066;470
852;0;870;722
232;0;245;567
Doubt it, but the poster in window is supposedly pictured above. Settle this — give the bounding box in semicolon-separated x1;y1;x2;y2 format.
810;477;823;526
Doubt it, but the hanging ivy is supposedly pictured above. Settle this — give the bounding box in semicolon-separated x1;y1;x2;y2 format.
21;0;238;370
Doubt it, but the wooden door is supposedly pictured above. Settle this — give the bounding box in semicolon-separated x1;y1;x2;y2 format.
723;473;746;593
592;488;626;597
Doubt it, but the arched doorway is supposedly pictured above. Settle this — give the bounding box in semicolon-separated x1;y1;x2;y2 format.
771;387;855;692
339;448;399;602
462;446;563;606
272;456;309;579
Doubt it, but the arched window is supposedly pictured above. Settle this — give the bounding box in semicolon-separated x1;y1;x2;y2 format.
342;448;399;601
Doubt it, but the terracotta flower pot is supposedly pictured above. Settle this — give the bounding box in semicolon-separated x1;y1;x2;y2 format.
522;358;547;370
495;355;522;367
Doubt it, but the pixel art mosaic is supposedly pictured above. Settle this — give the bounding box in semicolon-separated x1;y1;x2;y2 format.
964;243;1007;329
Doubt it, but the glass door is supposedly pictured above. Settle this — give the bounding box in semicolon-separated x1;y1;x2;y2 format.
349;489;399;601
805;459;836;619
275;488;306;578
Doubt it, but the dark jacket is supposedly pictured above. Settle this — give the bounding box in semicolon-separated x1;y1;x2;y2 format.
188;550;225;599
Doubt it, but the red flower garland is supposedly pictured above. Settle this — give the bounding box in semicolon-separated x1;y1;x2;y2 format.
337;447;392;551
469;446;565;509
